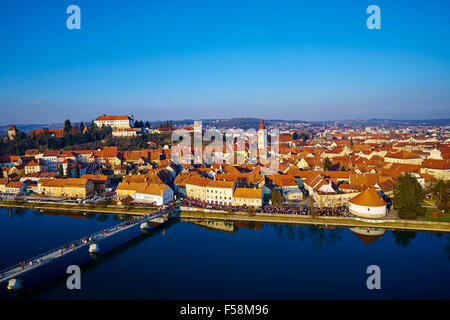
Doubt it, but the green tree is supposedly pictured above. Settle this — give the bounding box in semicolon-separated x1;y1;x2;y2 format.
90;121;99;141
393;173;426;219
66;165;72;178
64;119;72;134
0;168;3;178
58;165;64;177
299;132;309;143
270;189;283;206
122;195;134;209
79;121;85;133
432;180;450;213
73;164;80;178
323;157;331;171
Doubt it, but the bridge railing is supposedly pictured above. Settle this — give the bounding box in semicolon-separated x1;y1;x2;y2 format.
0;210;167;280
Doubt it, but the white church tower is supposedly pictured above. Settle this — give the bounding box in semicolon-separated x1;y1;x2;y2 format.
193;120;202;135
258;118;267;151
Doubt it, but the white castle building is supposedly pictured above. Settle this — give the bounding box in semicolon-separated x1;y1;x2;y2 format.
94;115;134;129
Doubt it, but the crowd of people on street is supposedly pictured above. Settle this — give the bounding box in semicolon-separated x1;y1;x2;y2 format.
180;198;350;217
262;204;349;217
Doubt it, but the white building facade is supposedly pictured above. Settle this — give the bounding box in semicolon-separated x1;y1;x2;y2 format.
134;185;174;206
94;115;134;129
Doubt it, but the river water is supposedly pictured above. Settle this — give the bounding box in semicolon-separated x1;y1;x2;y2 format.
0;207;449;299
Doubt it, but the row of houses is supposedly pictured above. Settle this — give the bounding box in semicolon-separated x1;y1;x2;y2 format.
0;174;110;198
0;146;175;182
183;176;267;207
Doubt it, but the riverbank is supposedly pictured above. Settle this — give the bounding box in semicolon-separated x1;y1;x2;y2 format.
0;200;154;216
1;200;449;233
178;207;450;233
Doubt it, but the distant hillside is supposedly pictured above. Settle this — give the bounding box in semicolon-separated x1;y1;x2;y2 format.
364;119;450;126
168;118;450;129
1;117;449;136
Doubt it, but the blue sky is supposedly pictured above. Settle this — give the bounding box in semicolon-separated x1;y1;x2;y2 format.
0;0;449;125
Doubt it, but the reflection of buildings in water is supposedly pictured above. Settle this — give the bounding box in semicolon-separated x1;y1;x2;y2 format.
187;218;236;233
39;210;140;222
317;224;335;229
39;210;90;219
234;221;263;230
182;218;265;233
349;227;386;244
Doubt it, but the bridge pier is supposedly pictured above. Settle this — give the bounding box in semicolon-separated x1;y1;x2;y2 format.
7;279;21;291
89;243;100;253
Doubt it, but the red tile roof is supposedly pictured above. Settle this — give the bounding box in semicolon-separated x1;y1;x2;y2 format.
95;115;132;121
5;181;24;189
102;147;118;158
422;159;450;170
349;188;386;207
233;188;262;199
385;150;420;160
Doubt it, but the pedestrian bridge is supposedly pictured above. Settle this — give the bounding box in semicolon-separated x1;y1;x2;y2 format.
0;206;179;290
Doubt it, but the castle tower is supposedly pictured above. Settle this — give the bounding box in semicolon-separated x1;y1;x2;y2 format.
8;125;17;140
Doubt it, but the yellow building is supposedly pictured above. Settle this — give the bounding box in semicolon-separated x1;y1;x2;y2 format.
8;165;24;177
185;177;210;201
38;178;94;198
206;180;235;205
25;160;46;175
384;150;423;165
116;182;145;197
313;191;360;208
0;178;8;193
232;188;263;207
420;159;450;180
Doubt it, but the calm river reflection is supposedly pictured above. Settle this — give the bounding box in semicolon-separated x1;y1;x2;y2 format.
0;208;449;299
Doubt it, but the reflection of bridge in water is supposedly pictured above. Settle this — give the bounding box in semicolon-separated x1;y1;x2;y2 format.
0;207;179;291
2;217;180;299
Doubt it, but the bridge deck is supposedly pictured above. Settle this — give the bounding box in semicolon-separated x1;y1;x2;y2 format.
0;209;172;284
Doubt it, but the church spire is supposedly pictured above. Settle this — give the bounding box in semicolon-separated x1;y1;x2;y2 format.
259;118;265;130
